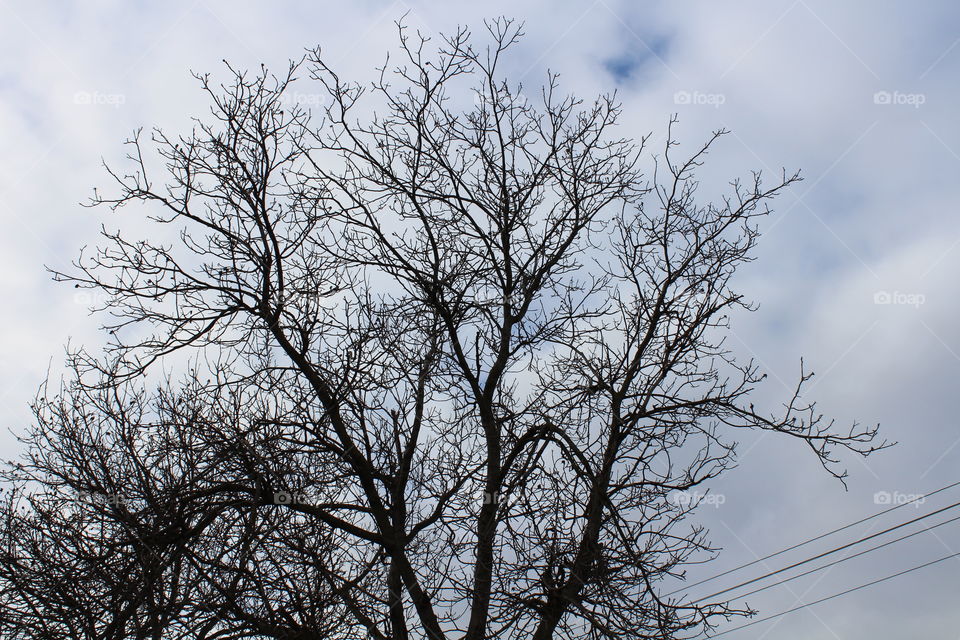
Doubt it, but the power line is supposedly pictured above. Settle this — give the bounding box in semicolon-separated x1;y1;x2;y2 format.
707;550;960;637
723;511;960;602
664;478;960;598
696;498;960;602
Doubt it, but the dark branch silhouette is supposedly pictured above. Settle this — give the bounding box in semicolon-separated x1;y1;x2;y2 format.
0;18;887;640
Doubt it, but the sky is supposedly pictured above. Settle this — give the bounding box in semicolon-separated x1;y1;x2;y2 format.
1;1;959;637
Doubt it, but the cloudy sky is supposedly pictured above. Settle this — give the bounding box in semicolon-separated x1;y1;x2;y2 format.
2;1;958;637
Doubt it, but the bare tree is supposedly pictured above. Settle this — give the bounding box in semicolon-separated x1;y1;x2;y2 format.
0;19;886;640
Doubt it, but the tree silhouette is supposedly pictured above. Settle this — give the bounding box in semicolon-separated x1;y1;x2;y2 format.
0;19;886;640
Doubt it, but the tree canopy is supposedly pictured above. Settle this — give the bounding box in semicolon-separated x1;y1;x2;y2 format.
0;19;885;640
